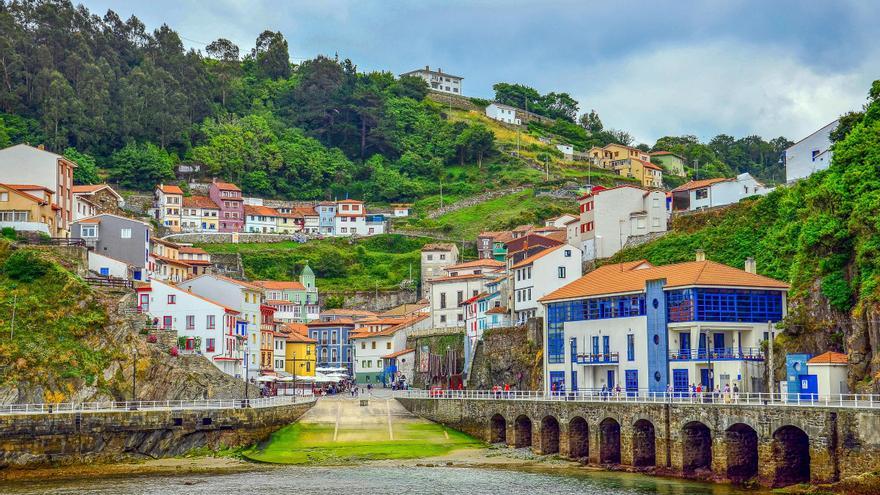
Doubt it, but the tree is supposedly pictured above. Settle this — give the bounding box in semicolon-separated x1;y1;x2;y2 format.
253;30;291;79
109;142;174;189
206;38;240;106
542;92;578;122
64;148;101;185
579;109;603;133
607;128;634;146
455;124;495;168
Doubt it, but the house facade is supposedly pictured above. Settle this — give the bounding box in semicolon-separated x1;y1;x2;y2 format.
429;273;491;328
420;243;459;298
71;214;150;280
209;180;244;232
72;184;124;220
351;315;429;384
649;151;687;177
576;185;667;261
485;103;521;125
511;244;582;324
181;195;219;232
400;65;463;95
307;320;355;372
540;256;789;395
785;119;839;183
149;237;191;282
154;184;183;232
0;183;63;236
284;323;317;378
670;173;769;212
254;265;320;323
244;204;280;233
317;202;336;235
0;144;75;235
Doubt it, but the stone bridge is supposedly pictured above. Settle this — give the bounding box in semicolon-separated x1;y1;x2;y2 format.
397;396;880;488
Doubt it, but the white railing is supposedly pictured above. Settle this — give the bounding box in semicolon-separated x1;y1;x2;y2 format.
0;394;316;416
397;389;880;409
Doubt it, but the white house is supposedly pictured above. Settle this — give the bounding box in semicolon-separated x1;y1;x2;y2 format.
88;251;134;279
400;65;463;95
272;328;287;374
420;243;459;298
485;103;521;125
154;184;183;232
806;351;848;397
0;144;76;234
429;273;492;328
511;244;582;324
391;203;413;217
785;119;839;183
244;204;280;233
545;213;578;229
334;199;367;236
576;185;667;261
351;315;429;384
556;144;574;160
177;274;264;376
136;279;245;378
670;173;770;212
540;255;789;395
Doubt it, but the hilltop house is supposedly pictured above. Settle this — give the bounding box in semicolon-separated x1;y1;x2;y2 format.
71;184;124;220
649;151;687;177
670;173;769;212
400;65;463;95
420;243;459;298
71;213;150;281
0;144;75;235
154;184;183;232
540;254;788;394
785;120;839;183
485;102;521;125
575;185;667;261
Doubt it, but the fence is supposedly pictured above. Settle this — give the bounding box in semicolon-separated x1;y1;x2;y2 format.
17;237;85;247
85;276;133;289
0;394;316;415
398;389;880;409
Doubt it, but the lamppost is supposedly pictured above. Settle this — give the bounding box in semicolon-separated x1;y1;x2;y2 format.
131;347;138;409
569;337;576;397
244;342;250;402
703;330;714;397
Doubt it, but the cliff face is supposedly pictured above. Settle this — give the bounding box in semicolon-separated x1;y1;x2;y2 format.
468;326;543;391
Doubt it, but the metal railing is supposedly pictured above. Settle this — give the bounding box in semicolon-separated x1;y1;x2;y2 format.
17;237;86;247
0;394;315;416
668;347;764;361
574;352;619;365
398;389;880;409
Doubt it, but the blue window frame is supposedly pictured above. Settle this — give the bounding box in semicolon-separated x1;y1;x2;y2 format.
625;370;638;396
592;336;599;356
547;296;646;363
602;336;610;356
627;334;635;361
571;370;578;392
667;288;783;323
549;371;565;393
673;369;689;397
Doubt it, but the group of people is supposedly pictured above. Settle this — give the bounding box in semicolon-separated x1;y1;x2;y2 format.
670;382;740;402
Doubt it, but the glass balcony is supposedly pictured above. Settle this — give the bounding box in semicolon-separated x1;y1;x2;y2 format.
574;352;619;365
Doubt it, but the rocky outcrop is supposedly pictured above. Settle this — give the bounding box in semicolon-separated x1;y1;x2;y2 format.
467;326;543;391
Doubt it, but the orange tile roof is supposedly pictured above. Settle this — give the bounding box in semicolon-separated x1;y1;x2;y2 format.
634;158;662;171
350;314;429;338
511;244;565;270
541;260;789;302
337;199;363;204
179;246;208;255
153;254;191;266
254;280;306;291
213;181;240;191
445;259;505;270
244;204;280;216
183;195;219;209
0;184;49;204
321;309;378;317
429;273;488;283
485;306;509;315
807;351;848;365
422;243;457;252
382;348;415;359
671;178;730;193
307;319;356;327
157;184;183;194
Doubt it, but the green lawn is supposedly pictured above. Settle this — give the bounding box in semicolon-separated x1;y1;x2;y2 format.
242;420;482;464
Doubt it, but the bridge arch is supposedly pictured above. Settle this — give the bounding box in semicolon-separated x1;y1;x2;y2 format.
632;419;656;467
725;423;758;482
682;421;712;475
599;417;622;464
771;425;810;487
514;415;533;449
568;416;589;461
540;415;560;455
489;413;507;444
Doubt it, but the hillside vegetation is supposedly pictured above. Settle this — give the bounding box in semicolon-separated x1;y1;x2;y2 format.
611;81;880;388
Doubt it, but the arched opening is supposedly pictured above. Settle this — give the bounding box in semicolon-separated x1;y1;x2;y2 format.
682;421;712;475
725;423;758;482
540;416;560;455
632;419;656;467
568;416;589;461
599;417;621;464
489;414;506;444
514;415;532;449
772;425;810;487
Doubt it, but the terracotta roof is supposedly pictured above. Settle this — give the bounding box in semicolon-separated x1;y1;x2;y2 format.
382;348;415;359
478;230;507;238
429;273;488;283
9;184;53;193
153;254;191;267
671;178;730;193
513;224;534;232
178;246;208;255
337;199;364;204
284;323;316;343
807;351;848;365
307;319;356;327
213;181;240;191
422;243;457;252
183;195;219;209
0;184;49;204
650;150;684;159
445;259;505;270
181;258;211;265
485;306;509;315
244;204;280;216
253;280;306;291
151;279;239;313
290;206;317;217
543;230;568;243
511;244;566;270
460;292;488;306
152;237;180;248
634;158;662;171
541;260;789;302
350;314;428;338
157;184;183;194
71;184;106;193
321;309;378;317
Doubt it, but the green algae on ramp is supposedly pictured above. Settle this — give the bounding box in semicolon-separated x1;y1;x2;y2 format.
243;420;482;465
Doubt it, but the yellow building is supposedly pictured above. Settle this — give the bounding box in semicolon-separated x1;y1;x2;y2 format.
0;183;64;236
613;158;664;188
284;323;317;377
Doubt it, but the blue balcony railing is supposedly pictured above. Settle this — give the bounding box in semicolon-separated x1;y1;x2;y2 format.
574;352;619;365
669;347;764;361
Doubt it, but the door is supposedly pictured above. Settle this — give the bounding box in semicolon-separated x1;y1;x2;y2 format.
673;369;688;397
698;333;707;358
602;335;610;360
139;293;149;312
592;336;599;359
606;370;615;390
680;332;691;359
625;370;638;397
162;315;172;329
713;333;725;354
798;374;818;401
570;371;578;392
700;368;714;390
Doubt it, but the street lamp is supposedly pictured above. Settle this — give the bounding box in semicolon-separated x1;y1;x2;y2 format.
569;337;576;397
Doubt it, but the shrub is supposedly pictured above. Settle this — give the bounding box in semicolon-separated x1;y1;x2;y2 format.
1;227;15;240
147;334;158;344
169;346;179;357
3;250;51;282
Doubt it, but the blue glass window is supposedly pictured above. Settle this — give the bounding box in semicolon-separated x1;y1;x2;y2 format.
627;334;635;361
667;288;783;323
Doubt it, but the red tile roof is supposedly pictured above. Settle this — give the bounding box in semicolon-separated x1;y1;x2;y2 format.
445;259;505;270
511;244;566;269
157;184;183;195
807;351;848;365
253;280;306;291
485;306;509;315
671;178;730;193
382;348;415;359
179;246;208;255
183;195;219;209
244;204;280;216
213;181;240;191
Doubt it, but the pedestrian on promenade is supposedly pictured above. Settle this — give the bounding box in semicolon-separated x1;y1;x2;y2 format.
504;383;510;399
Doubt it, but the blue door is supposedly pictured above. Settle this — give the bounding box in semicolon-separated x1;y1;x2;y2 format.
700;368;714;389
606;370;615;390
625;370;638;397
680;332;691;359
714;333;725;352
549;371;565;394
673;369;688;397
698;333;707;358
570;337;577;362
798;374;818;401
602;335;610;360
99;267;110;276
592;336;599;358
571;371;578;392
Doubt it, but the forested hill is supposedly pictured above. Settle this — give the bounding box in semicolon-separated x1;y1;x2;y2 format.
611;81;880;390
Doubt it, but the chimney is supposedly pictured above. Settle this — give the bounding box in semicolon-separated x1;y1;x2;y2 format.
695;249;705;262
745;257;756;274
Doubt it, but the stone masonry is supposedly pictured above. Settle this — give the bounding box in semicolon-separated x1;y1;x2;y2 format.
397;397;880;488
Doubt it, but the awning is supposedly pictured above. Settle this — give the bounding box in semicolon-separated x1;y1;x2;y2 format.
256;375;276;382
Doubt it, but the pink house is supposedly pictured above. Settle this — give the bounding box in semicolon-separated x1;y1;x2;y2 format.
209;179;243;232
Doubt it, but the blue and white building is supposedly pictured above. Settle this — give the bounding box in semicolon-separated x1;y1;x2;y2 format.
540;255;788;395
306;320;355;373
317;202;336;236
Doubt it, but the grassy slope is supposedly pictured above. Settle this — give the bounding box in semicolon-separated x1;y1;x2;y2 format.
199;234;431;292
243;419;481;464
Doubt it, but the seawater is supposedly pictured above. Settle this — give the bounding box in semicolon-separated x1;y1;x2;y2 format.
1;466;769;495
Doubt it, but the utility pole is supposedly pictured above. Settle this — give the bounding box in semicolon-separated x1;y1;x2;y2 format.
244;344;250;402
132;347;138;406
439;179;444;209
767;320;774;401
9;294;16;339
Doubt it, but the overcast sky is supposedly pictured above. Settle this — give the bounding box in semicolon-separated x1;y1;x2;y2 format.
80;0;879;145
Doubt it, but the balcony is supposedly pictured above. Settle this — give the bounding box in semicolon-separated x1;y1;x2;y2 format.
574;352;619;365
669;347;764;361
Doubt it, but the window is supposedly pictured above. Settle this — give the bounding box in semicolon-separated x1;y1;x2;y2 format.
627;334;635;361
457;313;463;321
558;266;566;278
457;291;463;305
163;316;172;329
440;315;446;323
81;225;98;237
386;342;392;349
206;338;215;352
0;192;7;201
167;294;176;304
564;250;572;257
440;254;446;260
206;315;216;329
371;341;376;349
361;342;366;349
695;188;709;200
120;228;131;239
186;315;195;330
440;293;447;309
426;254;433;261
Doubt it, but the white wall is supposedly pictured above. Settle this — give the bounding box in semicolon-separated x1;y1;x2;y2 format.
485;104;520;125
786;120;838;183
88;251;129;278
430;277;488;328
589;188;666;260
513;246;582;322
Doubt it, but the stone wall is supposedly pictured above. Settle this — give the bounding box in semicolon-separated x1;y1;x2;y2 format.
397;397;880;488
467;326;543;391
407;330;465;389
0;400;313;468
209;252;245;279
322;289;418;312
426;187;527;219
162;232;304;244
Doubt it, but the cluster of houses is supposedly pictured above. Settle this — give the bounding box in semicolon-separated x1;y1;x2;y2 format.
155;180;405;237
